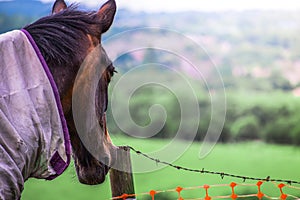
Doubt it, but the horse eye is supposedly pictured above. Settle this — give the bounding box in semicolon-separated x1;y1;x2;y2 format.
110;67;117;76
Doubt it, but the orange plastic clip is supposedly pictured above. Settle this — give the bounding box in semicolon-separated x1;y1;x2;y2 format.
256;181;265;199
149;190;157;200
278;184;287;200
203;185;211;200
230;182;238;200
176;186;183;200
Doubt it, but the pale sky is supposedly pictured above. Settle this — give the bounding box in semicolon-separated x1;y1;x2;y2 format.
39;0;300;12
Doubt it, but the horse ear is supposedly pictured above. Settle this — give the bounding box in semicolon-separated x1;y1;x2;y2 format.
97;0;117;33
52;0;67;14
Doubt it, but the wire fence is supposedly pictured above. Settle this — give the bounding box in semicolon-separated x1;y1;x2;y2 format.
111;181;300;200
110;146;300;200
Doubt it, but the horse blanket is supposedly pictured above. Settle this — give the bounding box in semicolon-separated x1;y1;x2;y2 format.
0;30;71;199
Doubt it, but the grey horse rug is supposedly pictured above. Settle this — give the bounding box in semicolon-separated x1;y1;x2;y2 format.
0;30;71;199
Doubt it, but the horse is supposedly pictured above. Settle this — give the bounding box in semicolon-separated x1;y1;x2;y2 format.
0;0;117;198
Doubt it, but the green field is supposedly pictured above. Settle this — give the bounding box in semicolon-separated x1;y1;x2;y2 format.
22;136;300;200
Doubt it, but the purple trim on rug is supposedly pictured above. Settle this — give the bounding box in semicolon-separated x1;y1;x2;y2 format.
21;29;71;180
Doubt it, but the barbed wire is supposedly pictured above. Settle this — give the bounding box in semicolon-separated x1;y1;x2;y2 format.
128;146;300;185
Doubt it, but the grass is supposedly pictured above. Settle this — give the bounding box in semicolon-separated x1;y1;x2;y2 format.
22;136;300;200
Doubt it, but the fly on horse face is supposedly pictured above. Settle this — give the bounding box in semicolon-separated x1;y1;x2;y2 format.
0;0;117;198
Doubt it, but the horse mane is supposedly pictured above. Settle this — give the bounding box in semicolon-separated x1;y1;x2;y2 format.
24;6;102;69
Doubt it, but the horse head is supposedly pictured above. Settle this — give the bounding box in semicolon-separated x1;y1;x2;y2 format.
25;0;118;185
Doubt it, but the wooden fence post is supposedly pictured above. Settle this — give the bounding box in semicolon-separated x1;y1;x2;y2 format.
110;146;136;200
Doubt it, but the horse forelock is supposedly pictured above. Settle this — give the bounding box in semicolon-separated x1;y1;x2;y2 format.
23;5;102;70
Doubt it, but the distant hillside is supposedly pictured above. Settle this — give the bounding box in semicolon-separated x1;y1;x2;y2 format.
107;10;300;87
1;1;300;88
0;0;96;32
0;0;51;32
0;0;51;16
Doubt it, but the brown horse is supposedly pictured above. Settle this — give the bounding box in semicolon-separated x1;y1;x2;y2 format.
0;0;117;198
